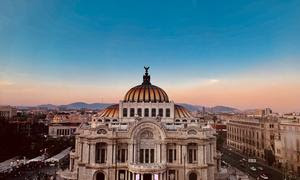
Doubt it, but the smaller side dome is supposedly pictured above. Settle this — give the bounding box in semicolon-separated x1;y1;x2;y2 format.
175;104;193;118
99;104;119;118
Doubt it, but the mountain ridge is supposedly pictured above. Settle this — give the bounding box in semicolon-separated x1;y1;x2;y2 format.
17;102;241;113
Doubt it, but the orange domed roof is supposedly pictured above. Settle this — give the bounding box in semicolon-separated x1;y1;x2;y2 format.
99;104;119;118
174;104;193;118
124;84;169;103
123;67;169;103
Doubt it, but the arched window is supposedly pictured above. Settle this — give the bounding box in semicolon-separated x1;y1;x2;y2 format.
96;172;105;180
123;108;127;117
113;119;118;122
138;130;155;164
105;119;110;122
144;108;149;117
166;108;170;117
183;119;187;123
96;143;107;163
175;119;180;122
189;172;197;180
130;108;135;117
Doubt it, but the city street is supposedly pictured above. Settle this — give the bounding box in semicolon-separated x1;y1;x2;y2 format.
221;148;284;180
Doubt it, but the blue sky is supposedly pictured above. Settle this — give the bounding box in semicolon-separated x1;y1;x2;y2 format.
0;0;300;111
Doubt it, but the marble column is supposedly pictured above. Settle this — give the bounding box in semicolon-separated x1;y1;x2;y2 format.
107;143;113;164
198;145;203;165
155;144;157;163
182;145;187;164
157;144;161;163
90;143;96;164
133;144;136;163
162;143;167;163
176;144;180;164
128;143;133;164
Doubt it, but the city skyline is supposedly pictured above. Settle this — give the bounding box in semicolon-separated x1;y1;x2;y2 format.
1;0;300;112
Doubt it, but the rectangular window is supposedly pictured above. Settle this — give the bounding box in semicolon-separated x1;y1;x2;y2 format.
174;149;176;161
140;149;144;163
123;108;128;117
100;149;106;163
130;108;135;117
168;149;173;163
145;149;149;163
144;108;149;117
151;108;156;117
137;108;142;117
166;108;170;117
159;108;163;117
188;149;193;163
151;149;154;163
193;149;197;161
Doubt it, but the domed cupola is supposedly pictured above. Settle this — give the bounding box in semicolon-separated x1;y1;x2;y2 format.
123;67;169;103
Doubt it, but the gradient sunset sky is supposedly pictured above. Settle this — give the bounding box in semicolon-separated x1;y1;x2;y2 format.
0;0;300;112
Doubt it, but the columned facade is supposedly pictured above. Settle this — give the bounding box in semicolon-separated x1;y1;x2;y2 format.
59;68;216;180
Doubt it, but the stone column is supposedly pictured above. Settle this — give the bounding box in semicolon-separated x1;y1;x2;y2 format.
128;143;133;164
69;158;73;171
182;145;187;164
157;143;161;163
198;144;203;165
155;144;157;163
107;143;113;164
162;143;167;163
82;142;87;163
133;144;136;163
210;143;213;163
204;145;207;164
125;170;128;180
206;144;210;164
177;144;180;164
141;174;144;180
90;143;96;164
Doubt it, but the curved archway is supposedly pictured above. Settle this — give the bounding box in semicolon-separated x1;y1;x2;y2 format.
95;171;105;180
189;172;197;180
130;121;166;140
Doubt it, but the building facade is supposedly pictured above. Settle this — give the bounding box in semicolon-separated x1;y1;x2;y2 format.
48;112;90;138
227;116;277;161
274;119;300;176
59;68;217;180
0;105;17;119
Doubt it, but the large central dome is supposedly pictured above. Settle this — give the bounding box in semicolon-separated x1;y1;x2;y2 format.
123;67;169;103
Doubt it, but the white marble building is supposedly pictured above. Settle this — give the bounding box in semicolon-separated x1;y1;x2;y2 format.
59;67;216;180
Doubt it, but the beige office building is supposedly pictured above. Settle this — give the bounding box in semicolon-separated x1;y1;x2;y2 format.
227;116;277;160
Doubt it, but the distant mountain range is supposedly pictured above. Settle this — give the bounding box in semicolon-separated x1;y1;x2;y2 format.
179;104;241;114
18;102;241;113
